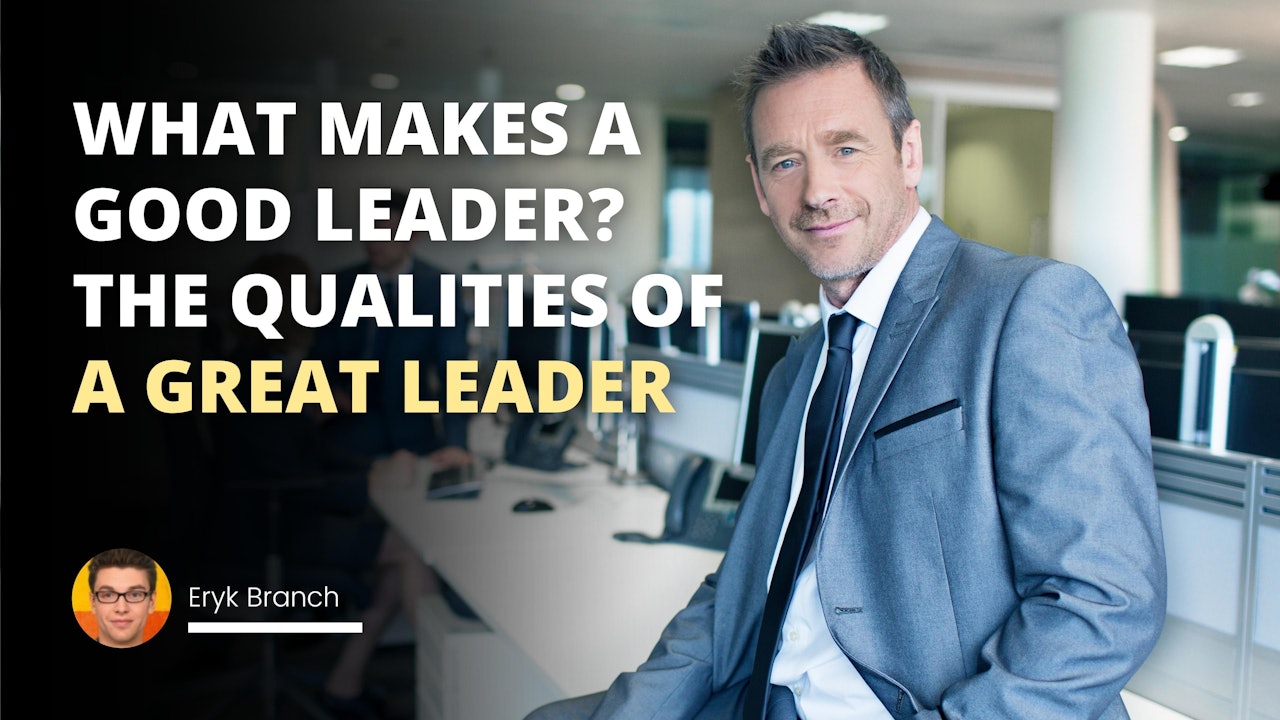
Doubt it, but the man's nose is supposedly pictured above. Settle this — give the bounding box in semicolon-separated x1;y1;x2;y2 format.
802;159;841;209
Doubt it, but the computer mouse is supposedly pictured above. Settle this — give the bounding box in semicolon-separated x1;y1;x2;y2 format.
512;497;554;513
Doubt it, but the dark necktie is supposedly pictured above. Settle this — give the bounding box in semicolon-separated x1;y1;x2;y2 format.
743;311;858;719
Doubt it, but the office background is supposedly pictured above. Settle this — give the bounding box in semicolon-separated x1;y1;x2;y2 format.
57;0;1279;314
41;1;1278;718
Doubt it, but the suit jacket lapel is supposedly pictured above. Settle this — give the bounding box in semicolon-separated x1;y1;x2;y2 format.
713;325;823;675
728;216;962;592
835;217;961;477
745;328;823;541
714;219;962;678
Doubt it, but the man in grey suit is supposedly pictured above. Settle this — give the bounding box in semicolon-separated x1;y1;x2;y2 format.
527;21;1166;720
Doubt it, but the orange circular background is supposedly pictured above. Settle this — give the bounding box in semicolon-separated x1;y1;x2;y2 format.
72;551;172;645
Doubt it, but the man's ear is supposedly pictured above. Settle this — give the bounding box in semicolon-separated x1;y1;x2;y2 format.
900;119;924;189
746;154;772;217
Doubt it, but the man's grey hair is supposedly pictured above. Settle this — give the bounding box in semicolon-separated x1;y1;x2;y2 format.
734;22;916;164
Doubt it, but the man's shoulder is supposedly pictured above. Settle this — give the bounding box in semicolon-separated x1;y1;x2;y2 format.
943;234;1108;311
948;232;1053;272
922;216;1041;265
915;219;1103;308
942;231;1066;284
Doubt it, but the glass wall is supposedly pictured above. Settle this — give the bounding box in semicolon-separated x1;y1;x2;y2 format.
905;82;1056;259
1179;148;1280;300
663;118;713;273
941;104;1053;257
908;81;1280;304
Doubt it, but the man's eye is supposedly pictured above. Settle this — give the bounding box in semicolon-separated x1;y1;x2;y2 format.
838;147;855;156
775;158;796;170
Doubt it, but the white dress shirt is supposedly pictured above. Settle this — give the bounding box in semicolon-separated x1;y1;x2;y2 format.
768;207;931;720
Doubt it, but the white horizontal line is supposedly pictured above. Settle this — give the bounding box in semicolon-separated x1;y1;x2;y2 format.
187;622;363;634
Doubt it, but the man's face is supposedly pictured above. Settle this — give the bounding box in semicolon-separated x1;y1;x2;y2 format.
366;209;416;274
91;567;154;647
748;61;922;302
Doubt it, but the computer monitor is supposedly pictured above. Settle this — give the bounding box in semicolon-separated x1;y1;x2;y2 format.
1126;293;1280;341
732;318;809;473
1137;358;1280;460
567;305;616;374
718;300;761;364
1125;294;1280;460
624;299;761;366
567;299;624;439
629;343;745;490
498;291;570;402
623;291;713;359
1225;368;1280;458
624;291;666;351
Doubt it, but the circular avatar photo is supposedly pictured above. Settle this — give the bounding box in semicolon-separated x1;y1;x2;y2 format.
72;548;172;648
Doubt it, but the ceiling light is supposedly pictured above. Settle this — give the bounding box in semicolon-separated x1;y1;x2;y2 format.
1158;46;1242;69
1228;92;1265;108
556;83;586;101
369;73;400;90
1168;126;1189;143
805;11;889;35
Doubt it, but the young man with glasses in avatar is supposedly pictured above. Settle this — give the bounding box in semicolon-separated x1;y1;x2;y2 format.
87;548;159;648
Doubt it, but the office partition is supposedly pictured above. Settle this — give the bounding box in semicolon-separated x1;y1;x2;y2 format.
1126;439;1279;720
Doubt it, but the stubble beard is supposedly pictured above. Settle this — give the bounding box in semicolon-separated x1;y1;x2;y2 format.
782;202;879;285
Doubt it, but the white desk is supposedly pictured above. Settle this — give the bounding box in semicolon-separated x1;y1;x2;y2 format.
369;433;724;718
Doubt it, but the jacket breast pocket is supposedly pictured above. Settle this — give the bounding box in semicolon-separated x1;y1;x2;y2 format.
872;400;964;463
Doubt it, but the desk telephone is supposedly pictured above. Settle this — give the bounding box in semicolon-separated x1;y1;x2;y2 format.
614;454;751;551
505;412;577;471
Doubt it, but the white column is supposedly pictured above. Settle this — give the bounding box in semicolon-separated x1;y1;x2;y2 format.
1050;9;1155;311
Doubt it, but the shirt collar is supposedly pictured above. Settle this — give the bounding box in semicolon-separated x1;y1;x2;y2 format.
820;206;931;331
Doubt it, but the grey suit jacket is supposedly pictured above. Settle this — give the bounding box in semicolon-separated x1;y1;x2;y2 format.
589;217;1167;720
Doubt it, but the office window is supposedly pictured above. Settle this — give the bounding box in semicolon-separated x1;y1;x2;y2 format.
943;104;1054;257
663;118;712;272
903;81;1057;259
1179;151;1280;299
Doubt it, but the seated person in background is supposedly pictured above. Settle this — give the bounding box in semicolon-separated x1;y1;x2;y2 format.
311;188;474;472
212;251;440;719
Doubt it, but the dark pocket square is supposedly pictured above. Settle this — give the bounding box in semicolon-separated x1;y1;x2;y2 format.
872;400;964;463
874;399;961;439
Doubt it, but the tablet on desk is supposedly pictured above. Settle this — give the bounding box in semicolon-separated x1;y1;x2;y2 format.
425;463;482;500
